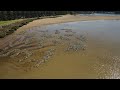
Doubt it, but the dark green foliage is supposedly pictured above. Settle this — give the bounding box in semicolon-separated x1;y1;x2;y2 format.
0;30;6;38
21;22;27;25
18;24;23;27
0;11;76;21
6;29;14;35
0;18;36;38
1;11;120;21
11;26;19;30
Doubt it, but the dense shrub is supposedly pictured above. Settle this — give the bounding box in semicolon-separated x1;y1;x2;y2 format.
11;26;19;30
0;11;75;21
18;24;23;27
0;31;6;38
6;29;14;35
0;18;35;38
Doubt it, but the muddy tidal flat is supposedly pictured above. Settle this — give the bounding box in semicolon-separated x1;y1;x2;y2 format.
0;15;120;79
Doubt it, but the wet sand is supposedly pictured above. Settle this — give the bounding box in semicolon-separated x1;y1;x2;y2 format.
1;15;120;79
15;14;120;33
1;14;120;48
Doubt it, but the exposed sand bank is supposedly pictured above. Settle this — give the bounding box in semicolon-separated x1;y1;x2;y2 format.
15;14;120;33
1;14;120;78
1;14;120;49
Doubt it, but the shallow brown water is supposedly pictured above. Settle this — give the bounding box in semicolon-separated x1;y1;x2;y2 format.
0;20;120;79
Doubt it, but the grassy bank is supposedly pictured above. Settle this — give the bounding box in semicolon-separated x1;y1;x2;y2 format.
0;19;24;26
0;15;61;38
0;18;37;38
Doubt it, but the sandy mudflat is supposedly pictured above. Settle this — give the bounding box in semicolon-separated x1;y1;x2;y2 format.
1;14;120;49
1;14;120;79
15;14;120;33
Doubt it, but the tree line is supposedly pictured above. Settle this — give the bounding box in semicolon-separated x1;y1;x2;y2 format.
0;11;120;21
0;11;76;21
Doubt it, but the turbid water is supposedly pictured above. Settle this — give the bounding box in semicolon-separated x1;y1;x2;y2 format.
0;19;120;79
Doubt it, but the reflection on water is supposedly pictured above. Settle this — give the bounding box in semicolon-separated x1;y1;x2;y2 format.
0;20;120;79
